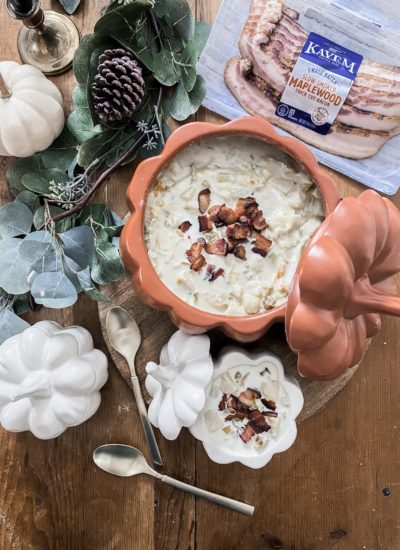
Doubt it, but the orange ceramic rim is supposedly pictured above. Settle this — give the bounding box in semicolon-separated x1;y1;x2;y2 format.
121;116;340;342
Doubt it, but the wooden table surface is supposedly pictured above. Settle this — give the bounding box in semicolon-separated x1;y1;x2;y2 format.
1;1;400;549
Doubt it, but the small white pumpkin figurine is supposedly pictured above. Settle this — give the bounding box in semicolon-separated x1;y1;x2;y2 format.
145;330;214;440
0;61;64;157
0;321;108;439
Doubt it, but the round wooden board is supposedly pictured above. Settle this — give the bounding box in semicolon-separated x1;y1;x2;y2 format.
98;276;364;422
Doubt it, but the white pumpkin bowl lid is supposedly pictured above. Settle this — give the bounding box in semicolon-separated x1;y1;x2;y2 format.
145;330;214;440
0;321;108;440
189;347;304;469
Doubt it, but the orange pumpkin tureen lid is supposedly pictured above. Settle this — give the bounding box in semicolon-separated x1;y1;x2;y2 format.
285;190;400;381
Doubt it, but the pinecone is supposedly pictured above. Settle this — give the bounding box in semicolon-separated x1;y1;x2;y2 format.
91;48;145;124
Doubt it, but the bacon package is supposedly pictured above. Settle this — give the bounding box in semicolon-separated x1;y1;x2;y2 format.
198;0;400;194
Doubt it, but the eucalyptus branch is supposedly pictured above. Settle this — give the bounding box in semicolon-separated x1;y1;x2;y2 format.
47;9;164;226
50;86;163;225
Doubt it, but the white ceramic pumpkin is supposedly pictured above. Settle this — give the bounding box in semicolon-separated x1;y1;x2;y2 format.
145;330;214;440
0;61;64;157
0;321;108;439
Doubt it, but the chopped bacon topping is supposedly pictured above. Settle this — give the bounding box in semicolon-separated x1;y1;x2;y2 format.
208;204;224;226
218;206;238;225
219;386;277;444
249;410;271;431
198;215;212;232
261;398;276;411
240;421;265;442
205;238;228;256
190;256;206;271
252;235;273;257
198;188;211;213
178;220;192;233
186;241;205;271
235;196;258;217
218;393;239;411
233;244;246;260
238;388;261;407
227;223;251;242
210;267;225;281
251;210;268;231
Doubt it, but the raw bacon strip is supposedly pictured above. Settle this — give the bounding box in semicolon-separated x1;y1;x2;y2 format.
225;57;395;159
238;0;400;118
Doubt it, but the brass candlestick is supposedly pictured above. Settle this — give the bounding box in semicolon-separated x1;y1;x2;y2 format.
5;0;80;75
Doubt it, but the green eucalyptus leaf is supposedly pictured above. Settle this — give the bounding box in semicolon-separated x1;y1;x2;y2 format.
13;293;33;316
91;239;125;285
76;267;111;303
178;40;198;92
114;29;156;72
22;169;68;196
31;271;78;308
153;49;179;86
73;34;107;86
79;204;113;227
59;226;94;269
78;130;114;168
154;0;195;43
40;127;78;170
193;21;211;57
0;308;30;345
6;156;44;191
94;2;153;36
58;0;80;15
169;75;206;121
68;111;103;144
0;237;50;295
72;84;94;127
105;125;141;167
0;202;33;238
33;206;74;233
15;190;40;212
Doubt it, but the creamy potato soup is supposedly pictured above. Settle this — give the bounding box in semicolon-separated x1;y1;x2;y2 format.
202;362;289;457
144;135;324;317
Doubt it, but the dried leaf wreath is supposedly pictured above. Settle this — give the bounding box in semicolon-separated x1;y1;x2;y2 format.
0;0;210;342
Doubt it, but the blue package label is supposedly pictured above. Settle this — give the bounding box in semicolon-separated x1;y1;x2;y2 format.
276;32;363;135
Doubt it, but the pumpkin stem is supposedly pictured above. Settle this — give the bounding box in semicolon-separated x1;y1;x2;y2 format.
0;72;11;99
10;375;51;401
346;277;400;318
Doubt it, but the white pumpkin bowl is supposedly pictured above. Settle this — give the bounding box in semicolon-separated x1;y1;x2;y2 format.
189;348;304;469
0;321;108;439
